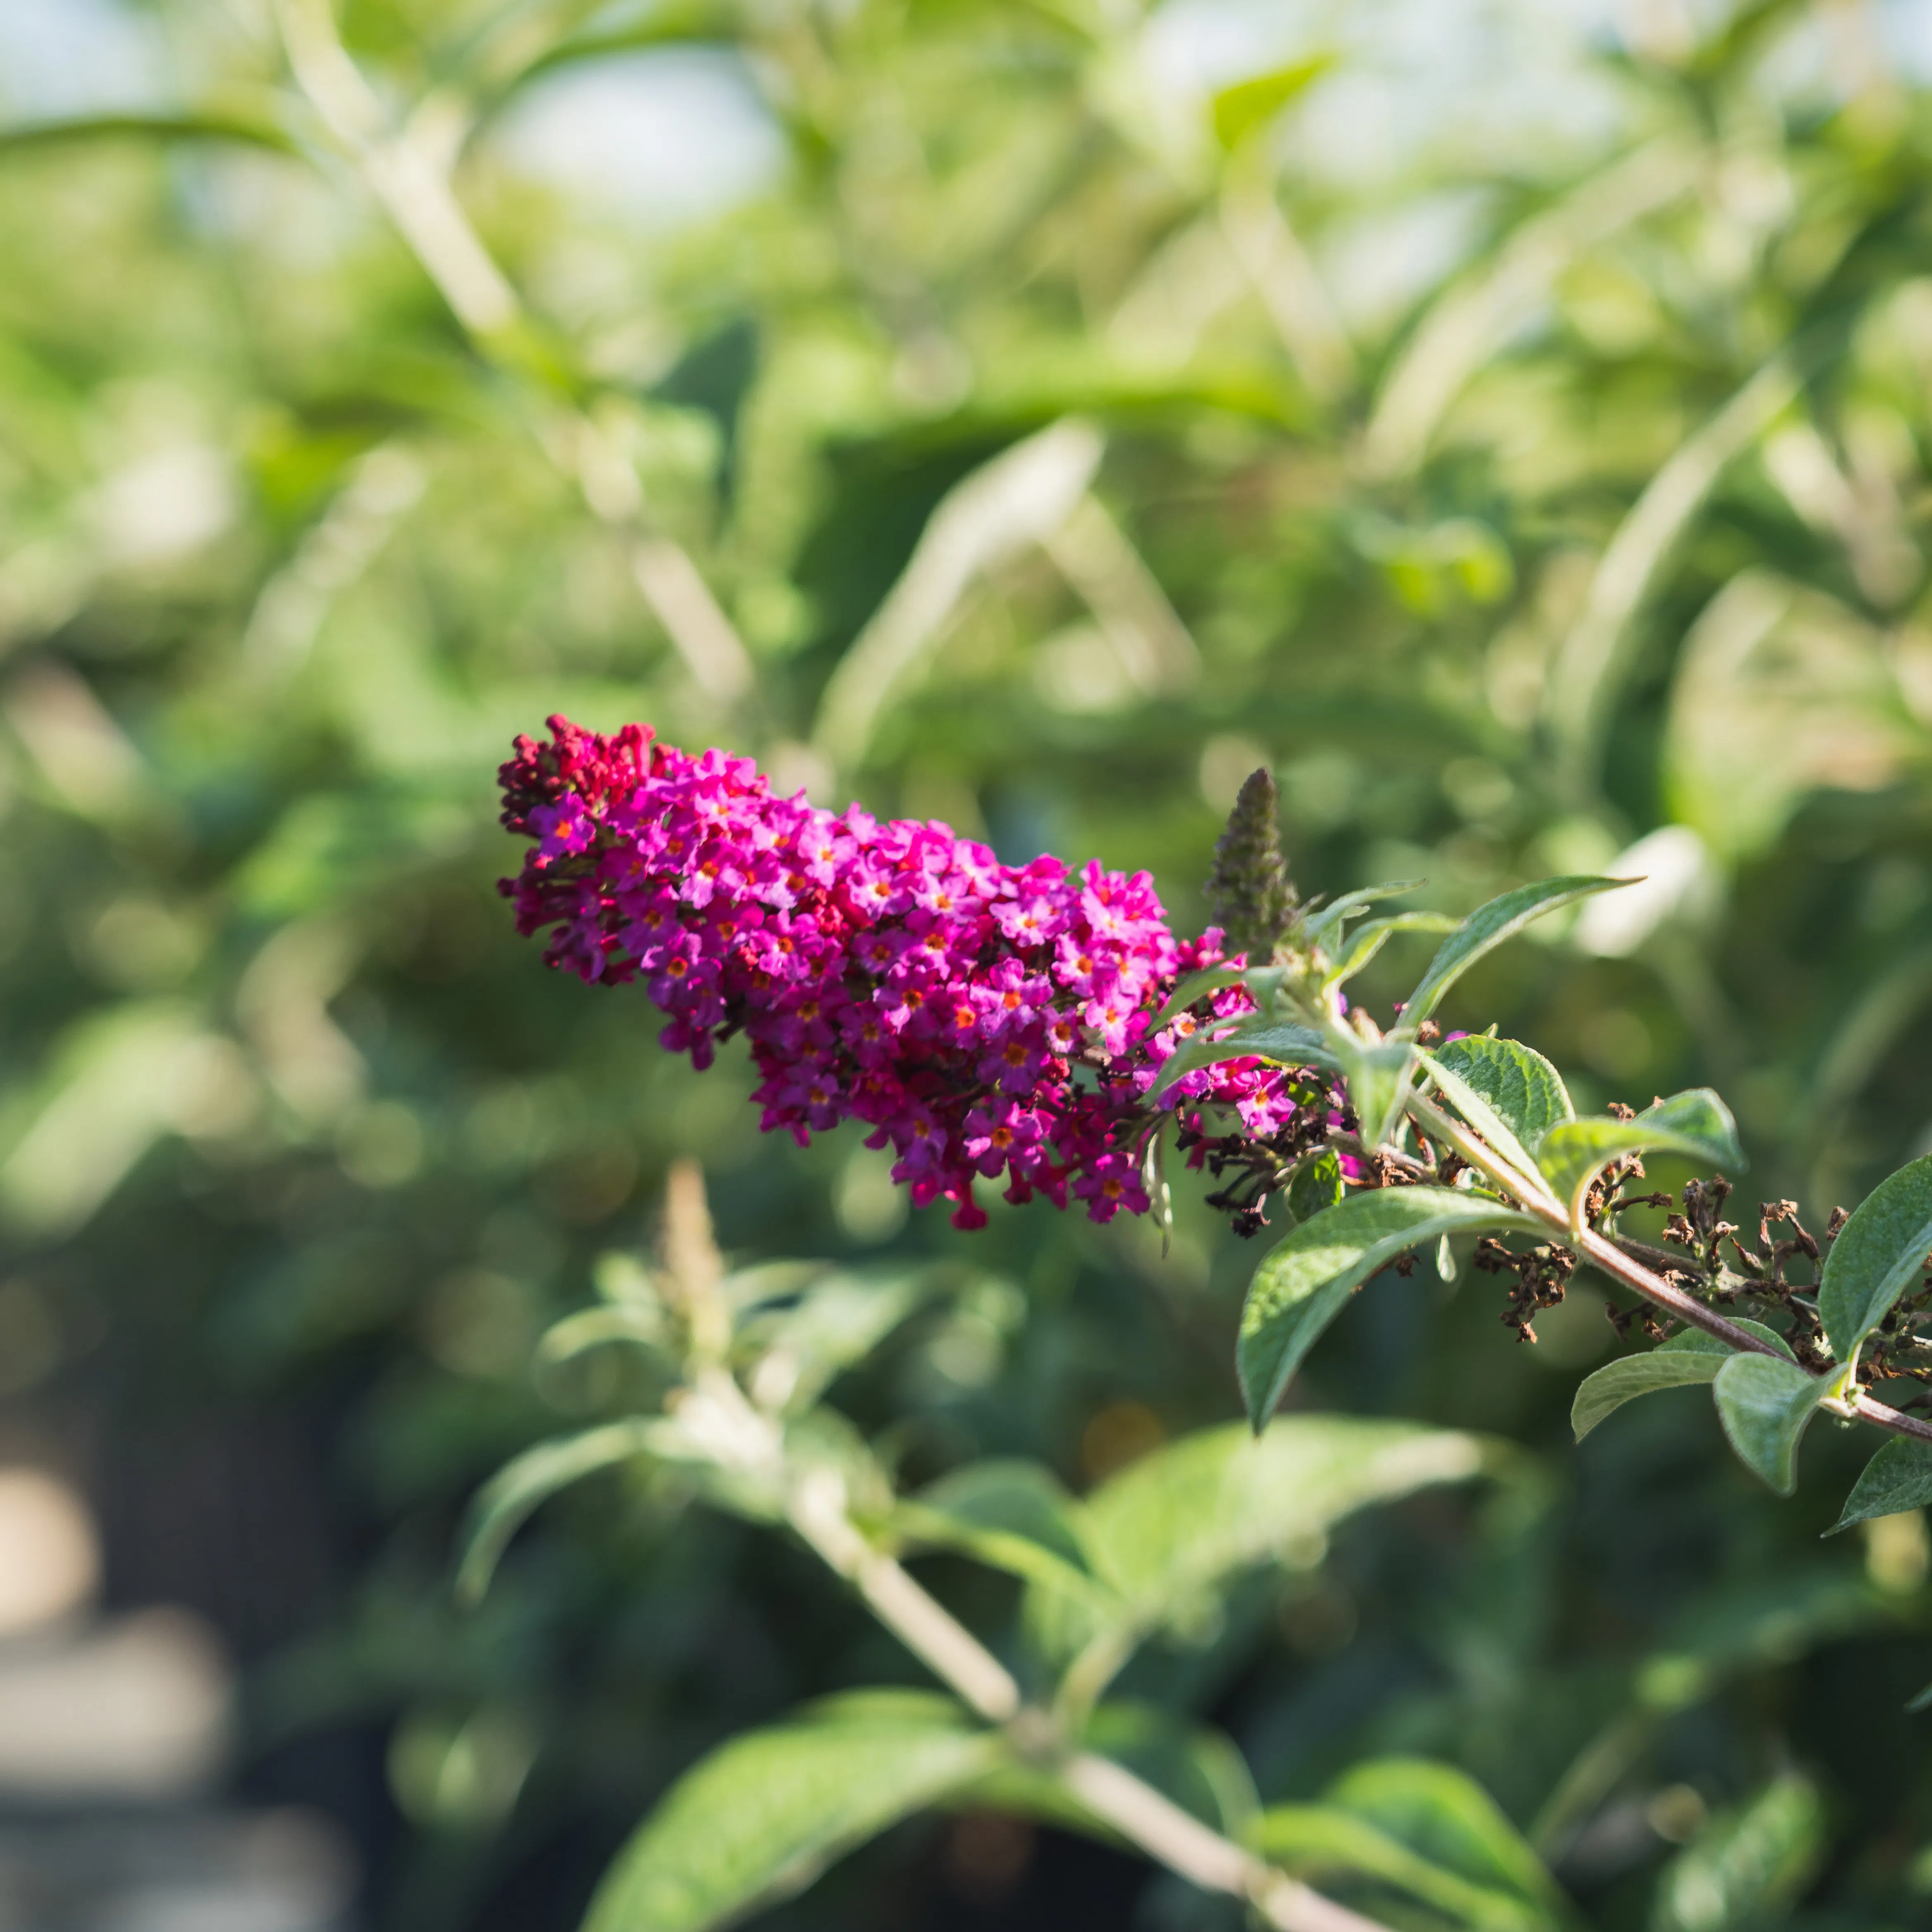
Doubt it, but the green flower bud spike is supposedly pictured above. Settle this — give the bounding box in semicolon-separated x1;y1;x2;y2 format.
1204;767;1297;962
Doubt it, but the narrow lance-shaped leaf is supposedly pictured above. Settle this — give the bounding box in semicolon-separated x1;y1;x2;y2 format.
1400;875;1629;1028
581;1694;1004;1932
1537;1089;1744;1234
1571;1320;1793;1442
458;1418;671;1607
1300;879;1425;952
1252;1805;1550;1931
0;110;299;156
538;1304;670;1365
1824;1436;1932;1536
1322;911;1459;989
1430;1035;1573;1153
1817;1153;1932;1362
1239;1188;1542;1428
1712;1354;1834;1496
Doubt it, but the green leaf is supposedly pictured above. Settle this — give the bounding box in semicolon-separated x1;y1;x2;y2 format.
1239;1188;1542;1427
458;1419;671;1607
1711;1354;1832;1496
1418;1050;1546;1186
1536;1090;1744;1234
1570;1319;1794;1440
538;1305;671;1366
1401;876;1628;1028
1650;1775;1824;1932
1211;56;1331;151
1325;1759;1563;1918
1286;1150;1345;1224
1151;965;1248;1031
1817;1152;1932;1361
1431;1035;1573;1153
1323;911;1460;989
1148;1020;1336;1104
1337;1037;1420;1150
735;1266;955;1412
1824;1436;1932;1535
581;1693;1002;1932
1026;1417;1490;1670
894;1460;1110;1600
1253;1805;1549;1930
1300;880;1426;952
0;110;297;157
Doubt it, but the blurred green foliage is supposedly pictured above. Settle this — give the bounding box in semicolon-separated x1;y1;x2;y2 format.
5;0;1932;1926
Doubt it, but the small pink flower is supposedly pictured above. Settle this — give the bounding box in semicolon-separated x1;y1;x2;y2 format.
499;717;1297;1234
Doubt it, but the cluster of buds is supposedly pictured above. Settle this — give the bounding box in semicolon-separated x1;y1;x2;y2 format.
498;718;1311;1228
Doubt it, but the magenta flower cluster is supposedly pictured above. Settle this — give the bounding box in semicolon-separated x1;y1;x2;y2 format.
499;718;1304;1228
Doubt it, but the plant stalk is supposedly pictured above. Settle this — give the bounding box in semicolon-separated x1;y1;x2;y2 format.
785;1467;1396;1932
271;0;757;708
1404;1093;1932;1447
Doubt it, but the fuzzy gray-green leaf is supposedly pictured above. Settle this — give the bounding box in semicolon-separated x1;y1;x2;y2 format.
1401;876;1628;1028
1325;1758;1564;1920
1339;1038;1419;1150
1418;1050;1544;1185
1239;1188;1540;1427
1025;1417;1492;1669
1571;1320;1792;1442
1536;1089;1743;1233
1431;1035;1573;1153
1817;1153;1932;1361
1712;1354;1830;1496
1824;1436;1932;1536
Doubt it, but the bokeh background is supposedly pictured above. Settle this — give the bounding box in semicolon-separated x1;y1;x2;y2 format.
4;0;1932;1926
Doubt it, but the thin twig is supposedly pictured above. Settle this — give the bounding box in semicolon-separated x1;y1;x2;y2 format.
1062;1752;1391;1932
1406;1093;1932;1448
782;1456;1398;1932
271;0;756;707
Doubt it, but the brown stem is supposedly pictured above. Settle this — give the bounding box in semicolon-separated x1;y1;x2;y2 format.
1406;1096;1932;1450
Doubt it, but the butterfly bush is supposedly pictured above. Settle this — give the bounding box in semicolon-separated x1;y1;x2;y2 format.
498;717;1316;1228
